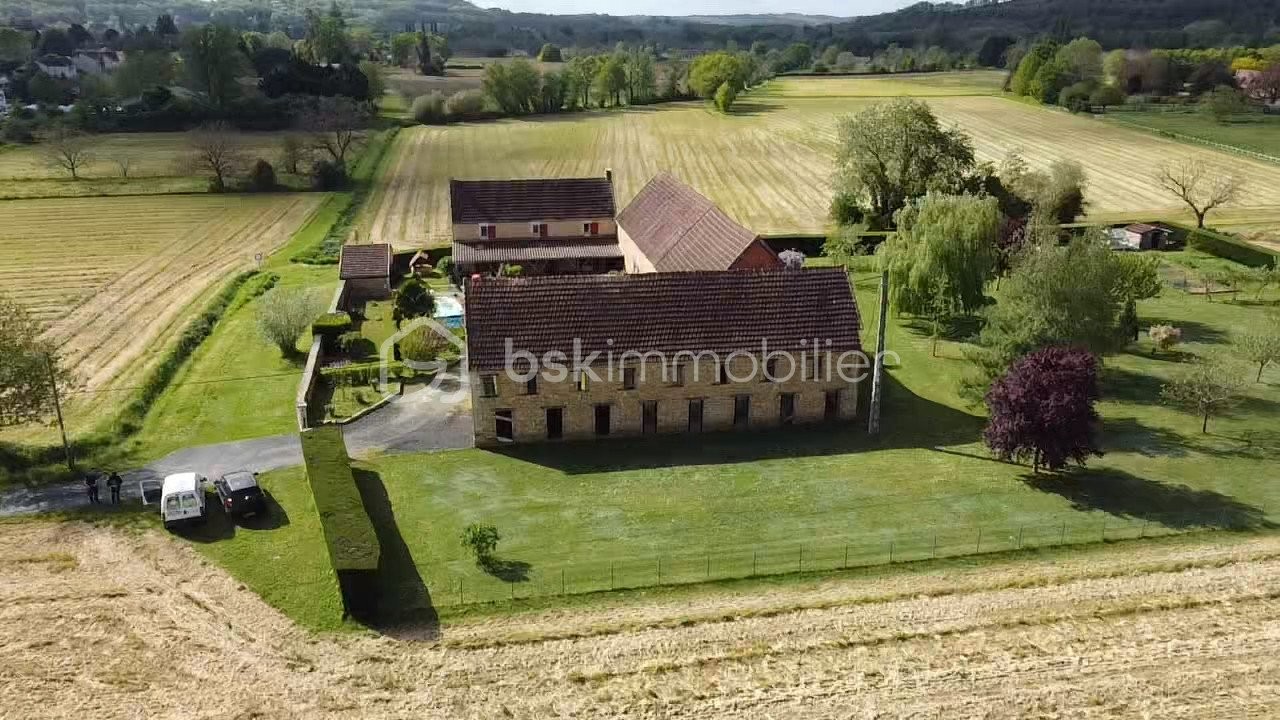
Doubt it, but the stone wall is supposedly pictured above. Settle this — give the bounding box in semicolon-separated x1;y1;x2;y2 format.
471;353;861;446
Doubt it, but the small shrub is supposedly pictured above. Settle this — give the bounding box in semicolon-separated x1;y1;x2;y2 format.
713;81;738;113
258;287;326;355
812;62;829;74
246;159;277;192
311;159;348;191
778;249;805;269
313;311;353;337
411;92;447;124
336;330;363;353
1149;324;1182;354
398;325;450;363
445;89;486;119
460;523;500;566
436;255;454;277
498;263;523;278
537;43;563;62
392;277;435;325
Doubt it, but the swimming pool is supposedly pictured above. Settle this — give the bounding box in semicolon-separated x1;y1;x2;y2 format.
434;294;464;329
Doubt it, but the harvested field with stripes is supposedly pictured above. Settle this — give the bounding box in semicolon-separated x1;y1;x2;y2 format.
0;194;325;402
360;72;1280;248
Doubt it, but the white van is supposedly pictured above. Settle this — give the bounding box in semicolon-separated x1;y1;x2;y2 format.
159;473;207;530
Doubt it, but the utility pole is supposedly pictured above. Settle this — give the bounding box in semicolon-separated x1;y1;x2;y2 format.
867;271;889;436
45;353;73;471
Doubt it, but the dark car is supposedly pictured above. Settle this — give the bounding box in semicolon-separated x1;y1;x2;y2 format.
214;471;266;517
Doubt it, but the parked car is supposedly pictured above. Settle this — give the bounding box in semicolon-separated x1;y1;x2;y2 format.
214;471;267;517
159;473;207;530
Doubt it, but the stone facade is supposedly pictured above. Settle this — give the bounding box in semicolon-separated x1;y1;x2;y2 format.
471;352;860;446
452;218;617;243
345;276;391;300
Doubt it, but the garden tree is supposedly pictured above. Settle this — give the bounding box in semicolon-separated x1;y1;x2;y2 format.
460;523;500;567
1188;61;1236;94
112;50;177;97
482;59;541;114
969;233;1159;392
257;287;325;356
180;23;247;108
1161;354;1248;433
38;27;75;56
1254;64;1280;104
38;127;93;180
1010;39;1056;96
358;60;384;99
1117;298;1140;344
27;72;74;105
0;293;72;428
822;223;871;266
1157;158;1241;228
1148;324;1182;355
0;27;33;63
983;346;1101;473
1055;37;1103;85
661;57;689;99
594;55;627;106
412;92;447;123
415;27;446;76
392;277;435;326
188;121;246;192
1089;84;1125;108
565;55;602;107
713;81;737;112
1237;316;1280;381
278;135;309;174
538;43;562;62
879;193;999;324
623;48;658;104
398;325;457;363
1029;55;1072;104
1058;82;1093;112
1202;85;1249;123
778;42;812;71
304;4;351;65
778;249;805;269
831;99;975;229
390;32;416;67
305;96;368;167
538;71;569;113
445;89;485;117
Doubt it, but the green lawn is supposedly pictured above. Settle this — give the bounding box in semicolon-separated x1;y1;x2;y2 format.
1105;108;1280;159
221;256;1280;621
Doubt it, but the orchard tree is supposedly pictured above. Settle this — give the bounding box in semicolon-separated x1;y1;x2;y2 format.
1202;85;1249;123
257;287;325;355
306;96;369;167
0;293;73;428
832;99;975;229
188;121;246;191
1158;158;1241;228
983;346;1102;473
688;51;744;98
1148;324;1182;355
39;128;94;180
1161;354;1248;433
1237;317;1280;382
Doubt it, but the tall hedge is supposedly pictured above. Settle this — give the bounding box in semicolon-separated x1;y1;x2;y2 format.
1187;227;1278;269
301;426;380;617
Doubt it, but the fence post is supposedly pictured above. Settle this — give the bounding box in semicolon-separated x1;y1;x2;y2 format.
975;527;982;553
1017;526;1024;549
752;550;758;577
657;557;661;585
561;568;566;595
610;562;615;590
1101;519;1107;541
510;581;514;600
932;533;938;559
843;544;848;569
1141;520;1149;538
706;554;711;579
888;539;894;564
458;577;463;606
798;546;803;573
1060;521;1067;545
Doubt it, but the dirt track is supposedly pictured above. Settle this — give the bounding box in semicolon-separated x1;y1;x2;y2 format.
3;521;1278;719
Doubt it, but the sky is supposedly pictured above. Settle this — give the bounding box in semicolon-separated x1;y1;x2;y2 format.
480;0;915;19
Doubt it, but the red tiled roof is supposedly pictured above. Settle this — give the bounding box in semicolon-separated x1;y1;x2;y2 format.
617;173;770;272
465;269;861;371
450;177;616;224
338;243;391;279
1124;223;1161;234
454;237;622;265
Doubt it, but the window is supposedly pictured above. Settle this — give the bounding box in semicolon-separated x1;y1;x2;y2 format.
780;393;796;425
622;367;637;390
824;390;841;421
479;224;497;239
594;404;611;435
668;363;684;387
481;375;498;398
576;371;590;392
495;409;514;442
688;399;704;433
810;355;823;381
642;400;658;434
717;361;730;385
530;222;548;237
545;407;563;440
763;358;777;383
733;394;750;428
526;376;538;395
583;221;600;236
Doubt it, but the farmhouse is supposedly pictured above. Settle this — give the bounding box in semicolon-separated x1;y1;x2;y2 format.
465;268;862;446
338;243;392;299
617;172;782;273
449;174;624;277
71;49;124;75
34;55;77;80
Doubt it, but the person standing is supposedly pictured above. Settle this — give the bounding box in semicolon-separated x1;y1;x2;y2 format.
107;472;123;505
84;472;100;505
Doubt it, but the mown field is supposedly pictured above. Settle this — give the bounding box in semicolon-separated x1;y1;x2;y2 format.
0;193;326;440
0;132;292;199
360;71;1280;248
1105;108;1280;159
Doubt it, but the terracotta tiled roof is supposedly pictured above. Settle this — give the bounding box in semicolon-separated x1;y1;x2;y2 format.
450;177;616;224
1124;223;1161;234
465;268;861;371
454;237;623;265
617;173;770;272
338;243;391;279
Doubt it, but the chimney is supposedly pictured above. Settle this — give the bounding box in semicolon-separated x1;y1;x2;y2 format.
604;168;613;184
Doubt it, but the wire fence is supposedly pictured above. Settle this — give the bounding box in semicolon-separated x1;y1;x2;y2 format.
439;510;1254;607
1103;113;1280;166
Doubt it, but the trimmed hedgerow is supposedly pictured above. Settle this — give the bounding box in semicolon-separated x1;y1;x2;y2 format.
301;426;380;573
1185;226;1278;268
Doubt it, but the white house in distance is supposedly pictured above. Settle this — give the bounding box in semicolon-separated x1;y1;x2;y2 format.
34;55;78;80
72;49;125;76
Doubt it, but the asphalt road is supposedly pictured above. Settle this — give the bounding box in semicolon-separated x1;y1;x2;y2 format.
0;381;472;516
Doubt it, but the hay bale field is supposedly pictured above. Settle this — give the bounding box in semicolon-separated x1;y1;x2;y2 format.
359;72;1280;248
0;194;325;398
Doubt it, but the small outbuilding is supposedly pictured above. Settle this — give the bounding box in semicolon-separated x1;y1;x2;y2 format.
1116;223;1169;250
339;243;393;299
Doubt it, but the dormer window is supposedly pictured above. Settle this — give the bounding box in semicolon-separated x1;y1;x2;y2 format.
531;222;548;238
479;224;497;239
583;222;600;236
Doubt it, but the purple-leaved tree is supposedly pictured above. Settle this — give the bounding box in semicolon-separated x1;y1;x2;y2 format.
983;346;1102;473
